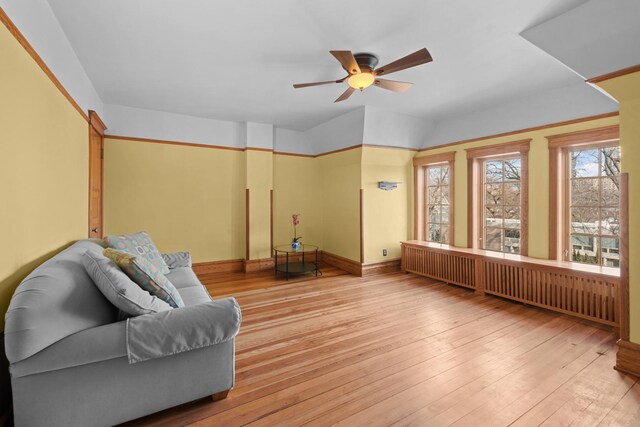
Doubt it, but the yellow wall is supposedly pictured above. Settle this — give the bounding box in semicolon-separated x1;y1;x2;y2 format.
362;147;414;264
319;148;363;262
273;154;323;250
416;115;620;258
597;72;640;343
246;150;273;260
104;138;246;263
0;23;88;329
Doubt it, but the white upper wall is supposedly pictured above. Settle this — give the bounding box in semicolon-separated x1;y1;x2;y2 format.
423;82;618;148
104;104;245;148
364;106;434;150
521;0;640;79
245;122;274;150
0;0;103;117
306;108;366;155
274;129;314;156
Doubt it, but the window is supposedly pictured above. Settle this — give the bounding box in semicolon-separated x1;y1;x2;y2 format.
466;139;530;255
425;164;451;243
569;146;621;267
548;125;620;267
413;152;455;244
482;157;522;253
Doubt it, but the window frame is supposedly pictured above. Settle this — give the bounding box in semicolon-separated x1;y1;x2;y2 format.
547;125;620;263
413;152;455;244
466;139;530;256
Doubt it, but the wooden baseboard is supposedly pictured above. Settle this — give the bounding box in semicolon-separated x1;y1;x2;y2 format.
615;339;640;377
243;258;275;273
193;253;399;278
361;259;401;276
320;251;362;277
192;259;244;275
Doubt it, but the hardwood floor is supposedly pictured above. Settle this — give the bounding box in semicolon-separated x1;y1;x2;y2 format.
126;267;640;426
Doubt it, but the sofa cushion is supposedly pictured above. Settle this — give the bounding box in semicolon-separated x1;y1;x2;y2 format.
104;249;184;308
4;240;117;364
104;231;170;275
166;267;204;290
177;285;213;306
82;250;172;316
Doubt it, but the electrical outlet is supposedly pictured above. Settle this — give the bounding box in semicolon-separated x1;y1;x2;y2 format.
383;249;387;256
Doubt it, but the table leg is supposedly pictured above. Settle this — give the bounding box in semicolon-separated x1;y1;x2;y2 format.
286;252;289;281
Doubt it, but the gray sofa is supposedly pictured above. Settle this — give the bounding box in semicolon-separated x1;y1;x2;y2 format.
4;239;241;426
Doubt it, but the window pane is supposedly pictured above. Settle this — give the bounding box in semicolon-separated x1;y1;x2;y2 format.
429;205;440;224
440;185;450;205
601;147;621;177
504;229;520;254
571;149;599;178
504;158;521;181
601;176;620;207
485;161;503;182
441;226;450;244
601;208;620;236
503;183;520;205
570;207;599;234
428;186;441;204
571;178;599;206
504;206;520;229
485;184;501;205
484;228;503;251
427;167;442;186
571;235;597;265
428;224;441;242
441;167;450;185
485;206;502;228
601;237;620;268
441;205;450;224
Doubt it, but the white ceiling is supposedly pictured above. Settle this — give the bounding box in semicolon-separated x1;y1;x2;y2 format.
46;0;595;131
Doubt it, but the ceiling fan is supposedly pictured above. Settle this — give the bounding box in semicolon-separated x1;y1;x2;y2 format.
293;48;432;103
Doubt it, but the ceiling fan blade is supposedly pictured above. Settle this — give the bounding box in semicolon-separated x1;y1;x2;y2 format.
330;50;361;75
293;79;344;89
375;48;433;76
374;79;413;93
334;86;356;103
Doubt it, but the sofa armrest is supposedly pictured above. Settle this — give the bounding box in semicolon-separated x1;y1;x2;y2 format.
126;298;241;363
162;251;192;268
10;321;127;378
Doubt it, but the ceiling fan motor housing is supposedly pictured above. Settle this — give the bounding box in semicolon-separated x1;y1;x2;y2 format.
351;53;379;73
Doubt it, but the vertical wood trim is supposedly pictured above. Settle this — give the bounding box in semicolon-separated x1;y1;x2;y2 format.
270;189;274;258
449;159;455;246
619;173;629;341
549;147;559;259
520;151;529;257
467;158;475;248
88;110;106;239
413;167;420;240
360;189;364;264
245;189;250;261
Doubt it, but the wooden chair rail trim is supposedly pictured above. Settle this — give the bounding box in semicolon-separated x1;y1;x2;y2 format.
546;125;619;148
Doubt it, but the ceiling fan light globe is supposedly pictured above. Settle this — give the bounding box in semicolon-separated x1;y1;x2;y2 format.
348;72;375;91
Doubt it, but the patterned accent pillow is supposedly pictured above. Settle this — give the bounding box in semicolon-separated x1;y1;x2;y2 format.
103;248;185;308
104;231;170;275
